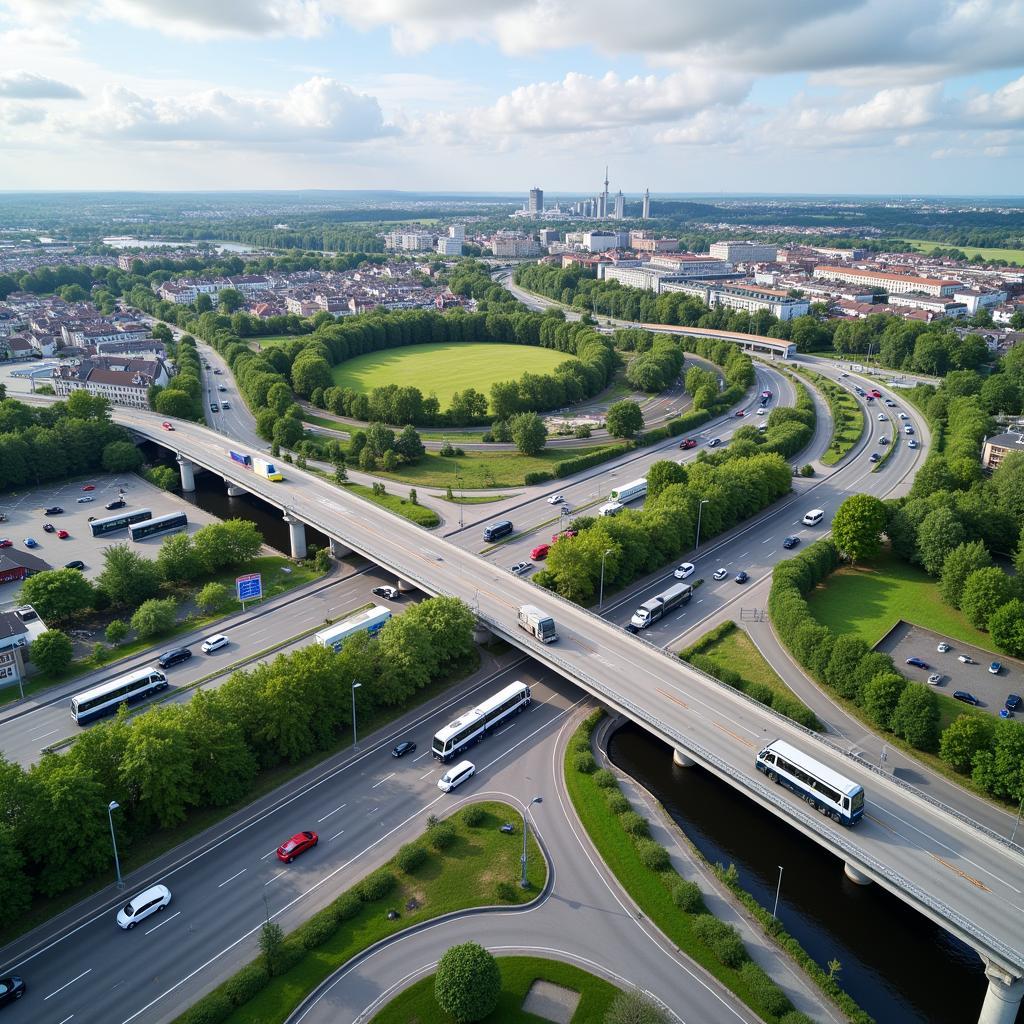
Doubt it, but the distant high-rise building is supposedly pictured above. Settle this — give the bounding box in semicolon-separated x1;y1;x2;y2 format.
528;187;544;216
436;224;465;256
613;190;625;220
642;188;650;220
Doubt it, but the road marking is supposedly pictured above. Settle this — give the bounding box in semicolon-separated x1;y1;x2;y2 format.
145;911;181;935
317;803;347;822
264;870;286;886
371;773;394;789
928;853;992;892
45;969;91;1000
28;727;58;740
57;1016;74;1024
217;869;247;888
656;687;689;710
412;749;431;762
329;828;345;841
260;849;277;860
761;537;772;543
713;722;756;749
368;806;379;814
419;770;434;780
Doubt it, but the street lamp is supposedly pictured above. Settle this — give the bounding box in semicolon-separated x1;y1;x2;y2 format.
520;795;543;889
351;682;362;749
108;800;124;890
772;864;784;919
695;499;709;552
1012;794;1023;845
599;548;614;610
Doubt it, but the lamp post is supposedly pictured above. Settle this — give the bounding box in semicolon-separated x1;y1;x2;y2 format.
599;548;614;610
351;681;362;749
520;795;543;888
1012;794;1023;845
695;499;709;552
772;864;784;919
108;800;124;890
456;471;464;529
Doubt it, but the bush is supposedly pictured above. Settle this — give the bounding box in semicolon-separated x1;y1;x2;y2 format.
554;444;631;478
495;880;518;902
620;811;649;837
196;582;230;613
358;867;396;902
592;768;618;789
223;961;270;1006
105;619;128;645
634;838;670;872
572;751;597;774
460;804;486;827
780;1014;816;1024
129;597;178;640
333;892;362;923
739;960;791;1017
692;914;748;968
29;629;73;674
427;818;457;851
396;843;428;873
670;877;703;913
523;470;554;485
300;913;338;950
799;463;815;477
606;792;631;814
604;989;670;1024
435;941;501;1023
179;994;233;1024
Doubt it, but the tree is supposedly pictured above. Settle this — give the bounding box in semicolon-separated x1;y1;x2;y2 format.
30;629;73;674
993;452;1024;523
988;599;1024;657
508;411;547;455
434;942;501;1023
154;388;197;419
291;354;333;398
605;400;643;438
831;493;886;564
938;540;992;608
971;719;1024;800
119;704;195;827
0;828;31;921
395;424;425;463
216;287;243;313
18;568;94;623
939;714;993;773
646;460;687;501
604;989;669;1024
191;520;262;573
272;415;303;449
961;567;1016;630
196;582;229;613
259;919;286;976
105;619;128;645
129;597;178;640
915;507;966;576
156;532;202;584
862;672;907;731
97;544;161;607
101;440;143;473
334;460;348;483
365;422;396;457
890;682;940;751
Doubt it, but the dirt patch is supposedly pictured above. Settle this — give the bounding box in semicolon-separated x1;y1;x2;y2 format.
521;979;581;1024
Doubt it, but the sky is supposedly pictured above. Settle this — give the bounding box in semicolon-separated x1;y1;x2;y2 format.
0;0;1022;196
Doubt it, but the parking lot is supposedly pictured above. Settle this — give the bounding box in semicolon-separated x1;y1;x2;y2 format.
0;473;224;606
876;620;1022;717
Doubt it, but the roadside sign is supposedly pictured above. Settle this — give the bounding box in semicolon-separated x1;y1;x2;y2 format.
236;573;263;605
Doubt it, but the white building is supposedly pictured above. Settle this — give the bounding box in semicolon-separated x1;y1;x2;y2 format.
887;293;969;318
661;281;810;321
436;224;465;256
813;266;962;297
953;288;1008;315
709;241;778;263
582;231;619;253
491;233;541;257
50;357;169;408
647;253;734;277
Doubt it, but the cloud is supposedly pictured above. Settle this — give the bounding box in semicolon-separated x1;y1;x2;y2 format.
98;0;326;39
89;76;393;145
0;70;83;99
0;104;46;125
966;73;1024;126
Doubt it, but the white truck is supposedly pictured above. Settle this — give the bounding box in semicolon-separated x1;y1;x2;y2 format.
599;501;624;517
517;604;558;644
315;605;391;652
252;457;283;481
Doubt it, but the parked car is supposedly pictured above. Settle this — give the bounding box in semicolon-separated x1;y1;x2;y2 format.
707;438;722;447
552;529;577;542
201;633;229;653
678;438;697;450
734;571;749;584
24;538;38;548
44;506;63;515
953;690;980;705
546;494;566;504
117;884;171;929
372;585;400;600
77;495;94;503
1005;694;1021;713
161;421;175;431
391;740;416;758
158;648;193;669
673;562;695;579
869;453;880;463
782;536;800;549
43;523;56;533
105;499;126;510
64;560;85;571
509;562;531;575
0;976;25;1006
989;661;1002;675
57;529;69;539
530;544;551;560
277;831;318;863
937;642;951;652
713;568;728;580
958;654;976;664
0;539;11;548
906;656;930;669
82;484;95;491
927;673;942;685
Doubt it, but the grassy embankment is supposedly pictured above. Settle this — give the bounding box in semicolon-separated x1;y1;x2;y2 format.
793;366;863;465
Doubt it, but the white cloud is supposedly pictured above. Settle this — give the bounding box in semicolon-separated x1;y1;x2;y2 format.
966;73;1024;125
0;70;83;99
0;104;46;125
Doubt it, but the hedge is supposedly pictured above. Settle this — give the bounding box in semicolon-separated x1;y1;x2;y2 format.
553;443;633;478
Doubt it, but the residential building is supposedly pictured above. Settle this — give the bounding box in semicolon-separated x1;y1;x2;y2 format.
491;233;541;258
630;231;679;253
601;266;679;291
982;431;1024;470
582;231;618;253
886;293;969;318
539;229;561;246
709;241;779;263
647;253;734;277
612;191;625;220
436;224;465;256
813;266;962;297
642;188;650;220
661;281;810;320
50;356;169;408
953;288;1008;315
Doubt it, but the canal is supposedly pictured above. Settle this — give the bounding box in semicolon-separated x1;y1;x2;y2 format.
607;721;1019;1024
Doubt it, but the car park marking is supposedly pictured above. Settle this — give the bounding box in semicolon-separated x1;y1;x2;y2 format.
260;849;278;860
371;773;395;789
329;828;345;841
264;870;286;886
317;803;347;822
145;911;180;935
45;969;91;1000
217;869;247;888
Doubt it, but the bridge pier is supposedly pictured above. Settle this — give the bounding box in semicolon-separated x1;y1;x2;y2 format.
979;962;1024;1024
281;513;307;560
328;538;352;558
843;862;872;886
177;456;195;493
672;749;696;768
472;620;492;644
226;482;246;497
396;578;415;593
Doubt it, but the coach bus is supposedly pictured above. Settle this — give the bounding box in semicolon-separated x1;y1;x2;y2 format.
756;738;865;826
70;666;169;724
90;508;152;537
128;510;188;542
432;680;531;762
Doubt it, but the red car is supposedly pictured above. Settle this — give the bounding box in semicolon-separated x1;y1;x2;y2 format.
530;543;551;560
0;539;11;549
57;530;69;539
870;389;882;398
735;410;745;417
678;438;697;450
82;484;95;491
161;421;175;431
277;830;318;863
552;529;577;542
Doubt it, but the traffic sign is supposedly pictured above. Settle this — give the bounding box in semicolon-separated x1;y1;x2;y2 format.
236;573;263;602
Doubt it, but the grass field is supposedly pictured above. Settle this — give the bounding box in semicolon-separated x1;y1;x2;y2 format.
330;342;569;410
696;625;793;700
371;956;621;1024
251;333;312;347
897;238;1024;264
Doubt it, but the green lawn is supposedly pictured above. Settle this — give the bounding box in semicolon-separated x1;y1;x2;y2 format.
434;492;514;504
806;552;992;649
330;343;569;411
251;333;313;347
372;956;621;1024
697;625;792;699
897;238;1024;265
340;481;440;528
795;367;863;465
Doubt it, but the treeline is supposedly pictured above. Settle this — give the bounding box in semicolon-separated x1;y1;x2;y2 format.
150;333;205;421
624;334;685;392
0;596;476;917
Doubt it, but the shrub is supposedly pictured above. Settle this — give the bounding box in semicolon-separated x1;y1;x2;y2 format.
223;961;270;1006
739;961;791;1017
435;941;501;1023
799;464;815;477
780;1013;816;1024
670;877;703;912
604;989;670;1024
745;682;774;706
606;792;631;814
333;892;362;922
460;804;486;827
572;751;597;774
396;843;428;873
620;812;649;837
523;470;554;485
593;768;618;789
358;867;396;902
300;913;338;950
427;818;457;851
634;839;670;872
495;880;518;902
179;994;233;1024
692;914;748;968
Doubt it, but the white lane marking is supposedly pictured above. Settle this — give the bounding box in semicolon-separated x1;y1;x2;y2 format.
317;803;347;822
367;806;379;814
145;911;180;935
58;1016;74;1024
264;870;286;886
761;537;772;543
260;849;277;860
45;969;92;1000
329;828;346;841
371;773;395;789
737;551;748;558
29;727;58;740
217;869;247;888
411;749;430;762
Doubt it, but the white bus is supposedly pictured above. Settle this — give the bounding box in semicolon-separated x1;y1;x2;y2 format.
432;680;531;762
755;739;865;827
609;477;647;504
71;667;169;724
315;605;391;653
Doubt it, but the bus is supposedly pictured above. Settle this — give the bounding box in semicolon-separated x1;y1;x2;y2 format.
432;680;531;762
755;739;865;827
128;511;188;541
90;508;152;537
71;666;169;724
314;605;391;653
609;477;647;504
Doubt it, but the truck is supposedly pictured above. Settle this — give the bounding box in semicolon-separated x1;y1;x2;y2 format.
253;457;284;481
609;477;647;504
517;604;558;644
315;605;392;653
228;450;252;468
599;501;624;517
629;583;692;630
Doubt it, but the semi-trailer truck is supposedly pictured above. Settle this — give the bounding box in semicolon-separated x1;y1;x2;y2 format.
228;450;283;481
517;604;558;643
629;583;692;629
315;605;392;652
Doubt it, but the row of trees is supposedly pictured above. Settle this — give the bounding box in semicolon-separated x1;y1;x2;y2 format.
150;334;205;421
0;596;476;915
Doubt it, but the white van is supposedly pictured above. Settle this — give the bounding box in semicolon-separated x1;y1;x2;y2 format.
802;509;825;527
117;884;172;929
437;760;476;793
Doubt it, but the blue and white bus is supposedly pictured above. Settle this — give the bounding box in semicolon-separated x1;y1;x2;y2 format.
432;680;531;762
90;508;152;537
756;738;864;826
128;511;188;541
70;666;169;724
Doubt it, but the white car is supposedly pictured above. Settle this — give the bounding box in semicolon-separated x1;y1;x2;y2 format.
77;496;94;503
877;413;886;421
509;561;531;575
908;439;918;449
937;642;951;653
674;562;695;579
712;567;729;581
756;407;767;415
927;673;942;685
547;494;566;505
201;633;229;653
117;884;171;929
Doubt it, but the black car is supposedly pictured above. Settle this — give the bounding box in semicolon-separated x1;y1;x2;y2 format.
1006;694;1022;713
372;585;400;600
953;690;980;705
734;571;749;584
64;559;85;571
391;741;416;758
158;647;193;669
44;506;64;515
105;499;126;510
782;536;800;549
0;976;25;1006
42;523;56;533
210;403;219;412
869;453;880;463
